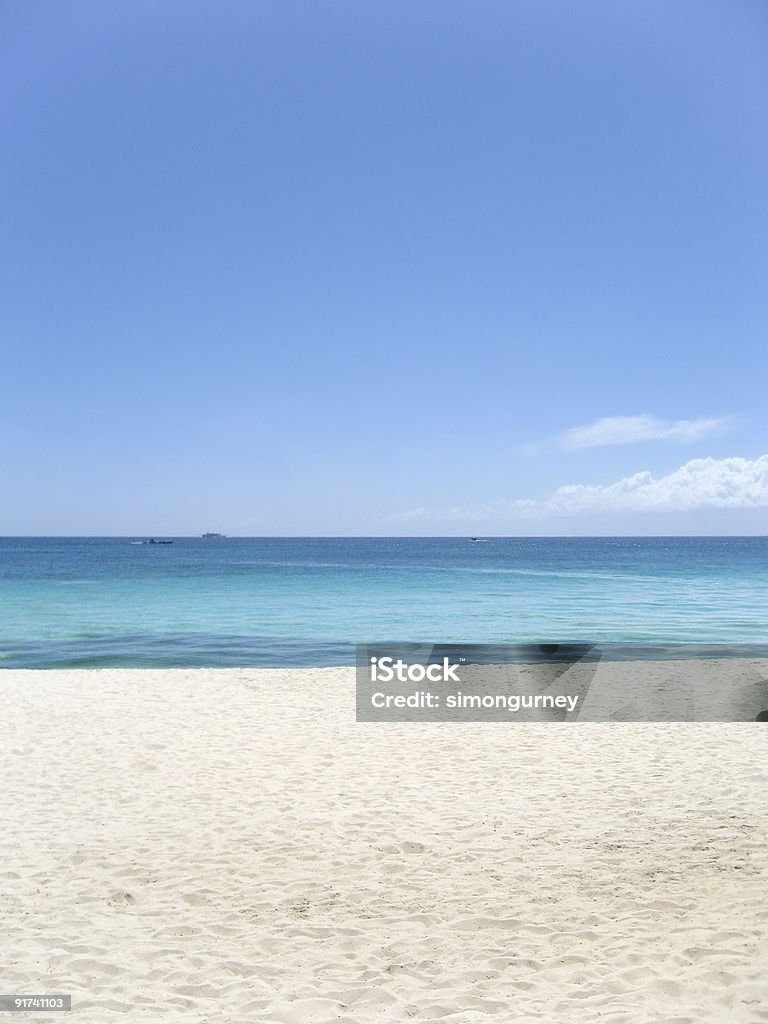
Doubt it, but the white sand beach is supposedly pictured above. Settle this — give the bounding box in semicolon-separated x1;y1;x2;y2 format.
1;667;767;1023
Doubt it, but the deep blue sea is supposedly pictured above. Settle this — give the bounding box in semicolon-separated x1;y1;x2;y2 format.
0;536;766;668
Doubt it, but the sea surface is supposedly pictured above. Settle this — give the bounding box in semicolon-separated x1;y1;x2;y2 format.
0;536;766;668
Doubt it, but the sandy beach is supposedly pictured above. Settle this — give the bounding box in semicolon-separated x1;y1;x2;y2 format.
1;667;767;1023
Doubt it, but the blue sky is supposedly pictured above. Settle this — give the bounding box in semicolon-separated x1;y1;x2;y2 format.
1;1;766;535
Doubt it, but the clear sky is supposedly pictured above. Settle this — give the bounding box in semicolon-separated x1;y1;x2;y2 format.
2;1;766;535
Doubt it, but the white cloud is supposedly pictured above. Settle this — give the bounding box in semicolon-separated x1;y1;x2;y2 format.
387;455;768;522
561;415;726;450
516;455;768;516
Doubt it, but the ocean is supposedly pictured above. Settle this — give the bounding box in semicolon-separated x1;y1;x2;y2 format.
0;536;766;668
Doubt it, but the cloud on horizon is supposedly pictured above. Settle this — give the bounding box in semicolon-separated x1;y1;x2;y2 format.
389;454;768;522
516;454;768;516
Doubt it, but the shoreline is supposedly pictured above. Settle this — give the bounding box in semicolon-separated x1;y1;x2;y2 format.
5;642;768;676
2;667;767;1022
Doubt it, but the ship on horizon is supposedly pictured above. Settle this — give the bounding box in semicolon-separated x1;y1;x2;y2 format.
202;532;226;539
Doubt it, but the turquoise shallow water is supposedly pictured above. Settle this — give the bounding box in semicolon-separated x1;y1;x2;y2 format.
0;537;766;667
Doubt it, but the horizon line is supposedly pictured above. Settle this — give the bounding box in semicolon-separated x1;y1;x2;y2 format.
1;534;767;541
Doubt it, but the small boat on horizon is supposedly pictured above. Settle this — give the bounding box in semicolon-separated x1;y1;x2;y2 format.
143;539;174;545
202;532;226;539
